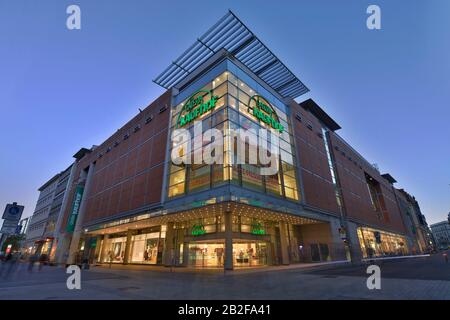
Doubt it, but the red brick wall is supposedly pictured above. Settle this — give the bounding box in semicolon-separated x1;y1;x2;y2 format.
291;100;407;235
61;90;171;229
328;133;407;234
289;101;340;215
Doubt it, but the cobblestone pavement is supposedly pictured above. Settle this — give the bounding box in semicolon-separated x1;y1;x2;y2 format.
0;252;448;300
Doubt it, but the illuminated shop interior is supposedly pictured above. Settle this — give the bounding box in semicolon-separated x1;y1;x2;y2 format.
84;202;336;268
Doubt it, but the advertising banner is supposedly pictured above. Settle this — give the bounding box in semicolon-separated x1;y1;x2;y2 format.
66;185;84;233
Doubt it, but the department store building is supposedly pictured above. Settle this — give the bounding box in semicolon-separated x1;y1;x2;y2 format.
57;11;417;270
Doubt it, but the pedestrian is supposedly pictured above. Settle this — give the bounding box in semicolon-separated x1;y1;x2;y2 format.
108;250;113;268
443;252;448;264
0;253;11;277
38;253;48;271
3;252;19;278
63;252;69;268
5;252;12;262
28;253;37;272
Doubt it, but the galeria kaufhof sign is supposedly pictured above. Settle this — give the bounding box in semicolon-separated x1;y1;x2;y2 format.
248;95;284;133
176;90;284;133
177;90;219;128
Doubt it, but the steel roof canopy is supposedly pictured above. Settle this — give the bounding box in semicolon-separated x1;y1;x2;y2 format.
153;10;309;99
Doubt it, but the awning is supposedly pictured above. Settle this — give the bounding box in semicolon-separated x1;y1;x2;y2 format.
154;10;309;99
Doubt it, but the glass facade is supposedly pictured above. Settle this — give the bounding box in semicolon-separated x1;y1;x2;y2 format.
175;214;274;238
233;241;268;267
187;241;268;268
167;70;300;201
129;229;165;264
188;242;225;267
322;128;344;210
357;227;408;258
103;235;127;263
101;226;166;264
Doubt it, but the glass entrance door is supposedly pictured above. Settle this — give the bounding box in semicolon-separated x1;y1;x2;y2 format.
187;240;269;268
188;242;224;267
233;241;268;267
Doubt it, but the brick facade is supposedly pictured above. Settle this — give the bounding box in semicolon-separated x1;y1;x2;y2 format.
292;99;408;235
61;90;171;229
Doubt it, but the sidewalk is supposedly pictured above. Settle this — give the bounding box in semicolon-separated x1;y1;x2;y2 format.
90;254;433;276
90;259;352;275
0;254;448;299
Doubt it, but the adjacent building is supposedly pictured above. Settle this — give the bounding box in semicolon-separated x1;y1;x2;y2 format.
430;220;450;250
394;188;434;253
24;165;74;260
18;217;30;235
43;11;430;269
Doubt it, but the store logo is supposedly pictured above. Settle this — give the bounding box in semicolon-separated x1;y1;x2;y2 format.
248;95;284;133
251;222;265;235
191;224;206;236
177;90;219;128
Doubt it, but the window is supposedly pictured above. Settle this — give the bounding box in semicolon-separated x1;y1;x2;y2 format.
241;164;263;191
145;115;153;124
365;173;382;214
167;70;301;201
168;182;185;198
189;164;210;192
357;227;408;258
169;169;185;186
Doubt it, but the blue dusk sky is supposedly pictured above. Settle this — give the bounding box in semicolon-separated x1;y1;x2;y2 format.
0;0;449;226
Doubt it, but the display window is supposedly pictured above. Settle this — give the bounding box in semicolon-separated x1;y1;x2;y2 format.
189;243;225;267
130;232;161;264
357;227;408;258
233;242;268;267
187;241;269;268
103;236;127;263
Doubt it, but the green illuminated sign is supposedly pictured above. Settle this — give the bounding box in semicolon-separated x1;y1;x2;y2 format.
248;95;284;133
191;224;206;236
66;185;84;233
251;222;265;235
177;90;219;128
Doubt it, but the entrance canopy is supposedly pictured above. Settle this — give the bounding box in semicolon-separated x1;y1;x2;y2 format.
86;202;321;236
153;10;309;99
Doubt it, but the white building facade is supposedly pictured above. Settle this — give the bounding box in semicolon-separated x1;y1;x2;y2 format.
430;220;450;250
24;165;74;259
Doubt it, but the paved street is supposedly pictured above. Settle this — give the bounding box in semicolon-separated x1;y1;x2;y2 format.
0;252;449;300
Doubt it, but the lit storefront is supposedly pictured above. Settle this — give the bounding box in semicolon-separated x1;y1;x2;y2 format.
31;237;55;257
188;241;268;268
357;227;408;258
84;202;331;268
